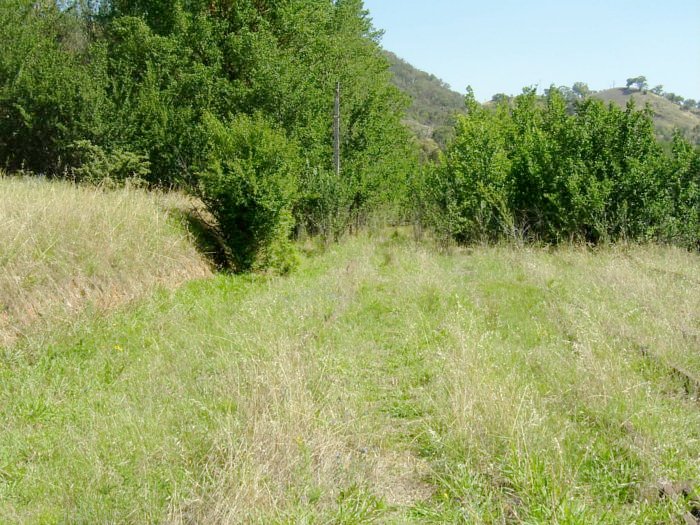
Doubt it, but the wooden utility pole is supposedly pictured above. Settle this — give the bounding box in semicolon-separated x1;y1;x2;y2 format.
333;81;341;177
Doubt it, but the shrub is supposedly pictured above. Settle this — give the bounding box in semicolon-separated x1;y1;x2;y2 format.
660;132;700;248
428;87;697;247
68;140;150;187
0;0;109;174
196;113;300;273
427;89;514;243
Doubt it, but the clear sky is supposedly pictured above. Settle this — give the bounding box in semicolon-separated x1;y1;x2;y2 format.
363;0;700;102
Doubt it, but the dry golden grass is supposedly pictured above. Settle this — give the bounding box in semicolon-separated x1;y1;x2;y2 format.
0;174;211;344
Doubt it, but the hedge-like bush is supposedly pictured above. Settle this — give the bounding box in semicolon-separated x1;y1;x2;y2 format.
197;113;300;273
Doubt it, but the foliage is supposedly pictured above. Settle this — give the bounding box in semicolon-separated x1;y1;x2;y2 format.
68;140;150;186
661;131;700;247
0;0;110;174
626;75;648;91
196;113;300;273
427;87;700;247
0;0;417;270
572;81;591;99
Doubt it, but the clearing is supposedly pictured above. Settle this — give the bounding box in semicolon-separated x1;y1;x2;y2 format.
2;224;699;523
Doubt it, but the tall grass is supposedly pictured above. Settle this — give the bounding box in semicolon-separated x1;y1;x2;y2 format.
1;223;699;522
414;243;700;523
0;175;211;344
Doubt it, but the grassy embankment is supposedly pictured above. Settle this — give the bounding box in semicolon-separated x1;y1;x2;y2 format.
0;175;211;345
1;178;700;523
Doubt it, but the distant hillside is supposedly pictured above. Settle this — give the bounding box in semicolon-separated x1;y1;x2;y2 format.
384;51;465;153
383;52;700;149
593;88;700;144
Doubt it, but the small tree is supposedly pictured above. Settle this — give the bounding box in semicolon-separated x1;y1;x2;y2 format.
650;85;664;95
664;93;686;106
682;99;697;111
626;76;648;91
665;92;678;104
572;81;591;99
491;93;510;104
197;113;300;273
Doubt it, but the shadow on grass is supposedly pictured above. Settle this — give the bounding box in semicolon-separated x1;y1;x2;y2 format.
169;208;233;272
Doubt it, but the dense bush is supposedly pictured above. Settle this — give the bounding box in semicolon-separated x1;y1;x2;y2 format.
197;114;300;273
662;131;700;247
68;140;150;186
427;87;700;248
0;0;110;174
0;0;417;271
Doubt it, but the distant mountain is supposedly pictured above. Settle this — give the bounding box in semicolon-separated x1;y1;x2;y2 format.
383;51;465;154
593;88;700;144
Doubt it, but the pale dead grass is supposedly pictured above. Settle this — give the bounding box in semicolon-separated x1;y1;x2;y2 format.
0;174;211;345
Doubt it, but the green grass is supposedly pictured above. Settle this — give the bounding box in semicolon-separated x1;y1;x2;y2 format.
1;232;699;523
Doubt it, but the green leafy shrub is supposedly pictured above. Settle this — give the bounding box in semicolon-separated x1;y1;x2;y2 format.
197;113;300;273
429;87;698;247
660;132;700;248
69;140;150;187
0;0;109;174
426;88;514;243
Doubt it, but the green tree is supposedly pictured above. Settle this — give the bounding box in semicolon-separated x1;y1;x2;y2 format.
572;81;591;98
491;93;510;104
428;86;687;245
626;76;647;91
0;0;110;173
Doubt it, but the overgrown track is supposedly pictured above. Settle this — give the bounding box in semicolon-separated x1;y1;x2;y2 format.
1;234;699;523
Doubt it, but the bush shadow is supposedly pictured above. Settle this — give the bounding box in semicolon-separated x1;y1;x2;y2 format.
169;207;233;272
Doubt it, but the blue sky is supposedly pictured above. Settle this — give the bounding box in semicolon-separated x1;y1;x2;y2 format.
363;0;700;102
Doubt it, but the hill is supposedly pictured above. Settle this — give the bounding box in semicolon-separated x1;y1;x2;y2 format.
594;88;700;144
384;51;465;153
0;175;211;345
2;229;700;522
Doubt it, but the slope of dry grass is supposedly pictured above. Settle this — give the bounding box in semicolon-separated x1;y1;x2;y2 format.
0;174;211;344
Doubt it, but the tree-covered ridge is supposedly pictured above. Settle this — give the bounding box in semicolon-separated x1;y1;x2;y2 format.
0;0;417;271
383;50;465;150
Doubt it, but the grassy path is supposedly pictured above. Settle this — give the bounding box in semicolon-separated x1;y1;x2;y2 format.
2;233;699;523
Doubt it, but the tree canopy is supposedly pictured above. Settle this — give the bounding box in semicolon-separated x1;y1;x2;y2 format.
626;76;648;91
0;0;417;270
